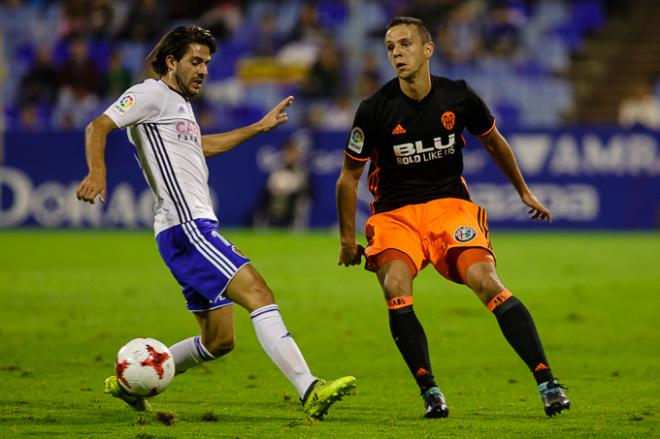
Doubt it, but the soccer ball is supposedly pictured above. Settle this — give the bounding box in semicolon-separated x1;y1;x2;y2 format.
115;337;175;397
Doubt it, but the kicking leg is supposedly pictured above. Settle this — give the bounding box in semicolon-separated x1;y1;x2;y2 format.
227;263;355;419
456;247;570;416
226;264;316;397
377;251;448;418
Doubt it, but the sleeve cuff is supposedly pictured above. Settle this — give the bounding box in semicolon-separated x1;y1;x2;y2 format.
343;150;369;162
475;119;496;137
103;110;124;129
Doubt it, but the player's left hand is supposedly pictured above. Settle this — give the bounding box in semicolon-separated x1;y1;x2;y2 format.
521;190;552;223
257;96;294;132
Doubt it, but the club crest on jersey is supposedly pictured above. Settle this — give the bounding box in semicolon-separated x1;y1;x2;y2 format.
441;111;456;130
113;94;135;115
348;127;365;154
454;226;476;242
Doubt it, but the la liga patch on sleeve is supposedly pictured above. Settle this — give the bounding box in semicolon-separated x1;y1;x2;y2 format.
348;127;364;154
113;93;135;115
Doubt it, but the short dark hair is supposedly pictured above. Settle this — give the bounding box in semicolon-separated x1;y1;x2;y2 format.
386;16;432;44
147;26;217;76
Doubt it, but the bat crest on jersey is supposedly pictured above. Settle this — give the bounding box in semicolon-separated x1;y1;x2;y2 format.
441;111;456;130
348;127;365;154
392;134;456;165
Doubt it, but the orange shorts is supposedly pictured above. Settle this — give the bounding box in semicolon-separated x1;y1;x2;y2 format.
364;198;495;283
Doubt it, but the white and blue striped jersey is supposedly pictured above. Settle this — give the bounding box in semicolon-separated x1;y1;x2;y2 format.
104;79;217;235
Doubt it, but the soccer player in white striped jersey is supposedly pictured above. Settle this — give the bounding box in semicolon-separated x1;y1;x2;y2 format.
76;25;355;419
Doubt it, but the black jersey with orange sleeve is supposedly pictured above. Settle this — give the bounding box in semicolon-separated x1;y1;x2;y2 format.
344;75;495;214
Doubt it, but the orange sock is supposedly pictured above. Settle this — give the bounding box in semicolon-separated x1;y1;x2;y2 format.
486;289;513;312
387;295;414;310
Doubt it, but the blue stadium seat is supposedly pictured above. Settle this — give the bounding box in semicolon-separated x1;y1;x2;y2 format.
0;0;601;131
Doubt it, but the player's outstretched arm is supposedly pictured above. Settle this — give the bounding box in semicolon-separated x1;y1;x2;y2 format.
479;127;552;223
76;114;117;204
201;96;294;158
336;157;366;266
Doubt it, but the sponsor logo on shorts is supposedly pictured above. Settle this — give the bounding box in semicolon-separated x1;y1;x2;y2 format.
454;226;476;242
348;127;365;154
441;111;456;130
113;94;135;115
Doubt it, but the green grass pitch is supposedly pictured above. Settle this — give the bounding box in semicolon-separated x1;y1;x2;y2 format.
0;230;658;438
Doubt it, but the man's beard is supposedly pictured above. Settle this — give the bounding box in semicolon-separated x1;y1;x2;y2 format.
175;75;196;99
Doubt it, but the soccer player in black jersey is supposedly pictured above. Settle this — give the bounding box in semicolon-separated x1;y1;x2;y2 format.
336;16;570;418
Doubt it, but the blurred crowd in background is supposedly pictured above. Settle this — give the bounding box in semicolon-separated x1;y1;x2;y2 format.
1;0;659;133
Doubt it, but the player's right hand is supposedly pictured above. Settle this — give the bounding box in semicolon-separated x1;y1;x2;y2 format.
76;172;107;204
338;243;365;267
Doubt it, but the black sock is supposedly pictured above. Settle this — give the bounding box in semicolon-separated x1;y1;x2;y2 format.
388;305;437;393
492;296;554;384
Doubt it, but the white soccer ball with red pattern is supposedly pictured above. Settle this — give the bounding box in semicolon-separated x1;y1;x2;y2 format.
115;337;175;397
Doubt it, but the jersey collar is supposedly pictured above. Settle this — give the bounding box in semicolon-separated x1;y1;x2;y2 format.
398;76;434;105
158;79;189;101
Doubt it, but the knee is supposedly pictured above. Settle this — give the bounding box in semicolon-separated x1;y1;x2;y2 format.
204;335;236;357
465;267;505;304
234;281;275;311
227;266;276;311
247;282;275;307
381;272;411;298
465;264;504;303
